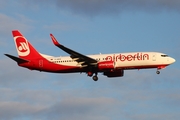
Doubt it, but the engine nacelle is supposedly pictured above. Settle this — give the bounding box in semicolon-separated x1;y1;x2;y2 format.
98;61;115;70
103;69;124;77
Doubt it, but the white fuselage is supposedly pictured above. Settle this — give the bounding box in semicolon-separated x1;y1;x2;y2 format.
43;52;175;70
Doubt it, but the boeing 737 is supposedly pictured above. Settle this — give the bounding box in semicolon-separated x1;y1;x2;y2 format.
5;30;176;81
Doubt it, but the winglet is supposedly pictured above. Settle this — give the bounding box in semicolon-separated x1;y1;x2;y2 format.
50;34;61;46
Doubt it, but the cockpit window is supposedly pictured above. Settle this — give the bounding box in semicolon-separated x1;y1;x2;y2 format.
161;55;168;57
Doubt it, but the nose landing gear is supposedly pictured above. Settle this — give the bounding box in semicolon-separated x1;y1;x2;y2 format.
156;66;167;74
156;70;160;74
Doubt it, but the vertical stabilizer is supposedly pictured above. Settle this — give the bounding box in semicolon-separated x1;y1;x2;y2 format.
12;30;42;59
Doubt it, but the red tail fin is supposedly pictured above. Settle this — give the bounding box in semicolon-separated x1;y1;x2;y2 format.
12;30;42;59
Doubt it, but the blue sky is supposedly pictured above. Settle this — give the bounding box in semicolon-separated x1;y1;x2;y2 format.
0;0;180;120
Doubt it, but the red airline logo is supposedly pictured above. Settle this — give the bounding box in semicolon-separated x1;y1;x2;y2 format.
17;42;28;52
15;36;30;56
106;53;149;62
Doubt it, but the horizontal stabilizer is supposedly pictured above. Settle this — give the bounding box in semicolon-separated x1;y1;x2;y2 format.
4;54;29;64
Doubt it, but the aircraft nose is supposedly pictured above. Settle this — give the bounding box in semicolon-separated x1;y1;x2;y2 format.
170;57;176;64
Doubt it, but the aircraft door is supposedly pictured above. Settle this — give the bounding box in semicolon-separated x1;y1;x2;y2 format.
39;60;43;68
113;54;116;68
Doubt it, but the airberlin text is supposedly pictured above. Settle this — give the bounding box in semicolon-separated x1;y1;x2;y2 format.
105;53;149;62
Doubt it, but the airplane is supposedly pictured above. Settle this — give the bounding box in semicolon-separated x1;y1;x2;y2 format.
5;30;176;81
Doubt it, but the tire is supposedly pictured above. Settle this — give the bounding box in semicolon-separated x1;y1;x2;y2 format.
92;76;98;81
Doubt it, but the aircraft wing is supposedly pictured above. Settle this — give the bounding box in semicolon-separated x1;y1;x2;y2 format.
50;34;98;67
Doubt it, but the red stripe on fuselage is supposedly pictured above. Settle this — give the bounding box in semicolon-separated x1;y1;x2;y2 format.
18;56;169;73
18;57;83;73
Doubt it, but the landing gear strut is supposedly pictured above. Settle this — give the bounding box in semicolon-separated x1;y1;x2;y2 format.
87;71;98;81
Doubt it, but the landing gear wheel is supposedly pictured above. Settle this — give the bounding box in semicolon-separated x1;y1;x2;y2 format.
156;71;160;74
92;76;98;81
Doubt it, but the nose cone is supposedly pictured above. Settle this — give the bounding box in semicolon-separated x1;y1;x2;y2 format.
170;57;176;64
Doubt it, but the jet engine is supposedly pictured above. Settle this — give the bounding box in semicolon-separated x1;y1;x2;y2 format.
103;69;124;77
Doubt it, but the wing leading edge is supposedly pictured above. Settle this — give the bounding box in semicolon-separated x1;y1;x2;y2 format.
50;34;98;67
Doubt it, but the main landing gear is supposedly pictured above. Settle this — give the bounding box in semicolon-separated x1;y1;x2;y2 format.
87;72;98;81
92;75;98;81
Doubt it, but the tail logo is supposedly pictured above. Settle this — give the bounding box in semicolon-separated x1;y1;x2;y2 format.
15;36;30;56
18;42;28;51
